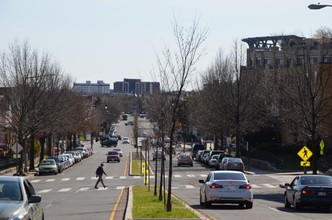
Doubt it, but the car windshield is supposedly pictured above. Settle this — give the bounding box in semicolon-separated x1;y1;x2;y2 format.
41;160;55;165
179;154;190;159
214;172;246;181
0;181;23;201
113;149;121;152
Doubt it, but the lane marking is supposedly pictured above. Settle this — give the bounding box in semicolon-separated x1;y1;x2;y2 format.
38;189;52;193
109;188;125;220
58;188;71;192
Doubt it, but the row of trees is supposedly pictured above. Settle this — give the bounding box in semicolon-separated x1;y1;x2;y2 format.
0;41;94;174
143;19;332;211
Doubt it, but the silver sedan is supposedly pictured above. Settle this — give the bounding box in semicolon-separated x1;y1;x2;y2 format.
0;175;44;219
199;170;253;209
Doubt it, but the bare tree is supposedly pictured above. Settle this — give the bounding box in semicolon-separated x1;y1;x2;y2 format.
154;15;208;211
280;28;332;174
0;40;72;173
199;43;265;157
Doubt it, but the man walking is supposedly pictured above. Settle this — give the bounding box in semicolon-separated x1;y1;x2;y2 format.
95;163;107;189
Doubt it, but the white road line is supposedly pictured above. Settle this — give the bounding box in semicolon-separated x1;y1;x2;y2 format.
174;175;181;178
76;177;85;181
105;176;113;180
133;176;141;179
119;176;126;179
187;175;195;178
116;186;125;190
61;178;70;181
185;185;195;189
200;174;207;177
251;184;262;188
171;186;179;189
38;189;52;193
262;183;277;188
75;187;89;193
30;180;40;183
46;179;55;182
58;188;71;192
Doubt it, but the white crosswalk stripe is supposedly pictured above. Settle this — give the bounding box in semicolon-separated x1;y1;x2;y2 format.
119;176;127;179
61;178;70;181
46;179;55;182
75;187;89;193
76;177;85;181
58;188;71;192
251;184;261;188
185;185;195;189
262;183;277;188
174;175;181;178
105;176;114;179
31;179;40;183
38;189;52;193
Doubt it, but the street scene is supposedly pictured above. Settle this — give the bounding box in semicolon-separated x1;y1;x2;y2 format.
1;1;332;220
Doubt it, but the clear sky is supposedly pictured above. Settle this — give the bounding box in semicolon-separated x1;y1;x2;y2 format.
1;0;331;89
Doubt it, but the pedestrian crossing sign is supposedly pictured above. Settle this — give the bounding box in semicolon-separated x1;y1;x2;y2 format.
297;146;312;161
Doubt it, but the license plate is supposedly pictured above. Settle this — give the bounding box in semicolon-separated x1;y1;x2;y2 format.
318;192;326;196
227;186;237;190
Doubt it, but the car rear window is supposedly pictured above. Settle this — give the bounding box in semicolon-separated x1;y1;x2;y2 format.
214;172;246;181
228;158;243;163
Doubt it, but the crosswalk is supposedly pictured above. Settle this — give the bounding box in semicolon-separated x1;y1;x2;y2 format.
32;174;284;195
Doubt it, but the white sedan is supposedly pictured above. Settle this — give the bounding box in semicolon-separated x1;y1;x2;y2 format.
199;170;253;209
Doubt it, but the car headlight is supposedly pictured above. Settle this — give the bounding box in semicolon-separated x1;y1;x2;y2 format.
8;214;24;220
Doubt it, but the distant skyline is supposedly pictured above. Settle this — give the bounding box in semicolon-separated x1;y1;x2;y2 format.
1;0;331;89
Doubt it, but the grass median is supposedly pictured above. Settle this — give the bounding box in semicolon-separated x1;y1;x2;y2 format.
131;159;200;219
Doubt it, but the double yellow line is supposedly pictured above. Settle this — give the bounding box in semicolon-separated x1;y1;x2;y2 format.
109;153;129;220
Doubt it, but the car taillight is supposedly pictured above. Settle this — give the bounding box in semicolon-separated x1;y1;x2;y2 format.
301;189;316;195
239;184;251;189
210;183;223;189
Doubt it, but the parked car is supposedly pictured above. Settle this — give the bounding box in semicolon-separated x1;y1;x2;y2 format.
122;137;130;144
64;151;81;163
107;151;120;163
48;155;66;173
0;176;44;219
153;151;165;161
200;150;210;163
75;146;89;158
125;121;134;126
199;170;253;209
61;153;75;167
208;154;220;168
192;143;205;160
215;153;232;170
177;153;193;167
219;157;244;172
112;148;124;157
38;158;58;175
280;174;332;210
196;150;204;161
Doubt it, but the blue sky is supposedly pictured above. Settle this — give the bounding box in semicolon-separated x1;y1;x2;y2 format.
0;0;331;89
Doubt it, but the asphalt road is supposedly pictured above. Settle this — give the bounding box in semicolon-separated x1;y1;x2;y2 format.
5;116;331;220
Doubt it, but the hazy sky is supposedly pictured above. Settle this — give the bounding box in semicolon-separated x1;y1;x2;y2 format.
1;0;331;89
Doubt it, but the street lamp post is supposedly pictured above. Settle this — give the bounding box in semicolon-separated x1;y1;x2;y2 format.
308;3;332;9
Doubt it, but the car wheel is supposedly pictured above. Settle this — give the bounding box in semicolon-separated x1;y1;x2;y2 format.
199;193;204;205
118;160;120;163
107;160;109;163
204;194;211;208
294;200;302;211
284;195;291;208
246;201;253;209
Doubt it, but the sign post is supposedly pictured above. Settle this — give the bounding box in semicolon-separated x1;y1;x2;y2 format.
297;146;313;174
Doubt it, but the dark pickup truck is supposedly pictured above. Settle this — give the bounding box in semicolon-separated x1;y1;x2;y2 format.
100;135;118;147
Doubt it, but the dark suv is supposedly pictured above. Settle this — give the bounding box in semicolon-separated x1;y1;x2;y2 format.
106;151;120;163
101;135;118;147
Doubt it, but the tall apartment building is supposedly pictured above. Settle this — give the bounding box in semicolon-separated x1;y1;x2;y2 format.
242;35;332;69
73;80;110;95
241;35;332;145
113;78;160;95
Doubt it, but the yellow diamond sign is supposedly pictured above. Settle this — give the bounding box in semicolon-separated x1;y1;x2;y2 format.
297;146;312;161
